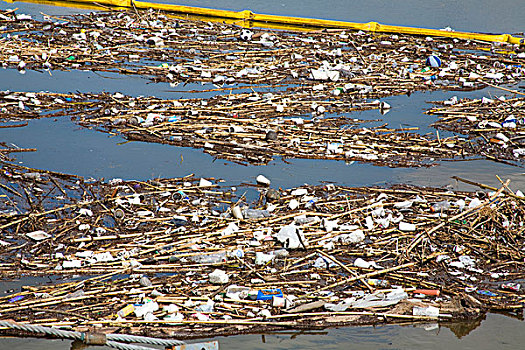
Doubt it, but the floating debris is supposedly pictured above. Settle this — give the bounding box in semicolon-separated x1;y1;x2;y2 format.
0;9;522;96
427;95;525;164
0;165;523;338
0;5;524;341
0;90;468;167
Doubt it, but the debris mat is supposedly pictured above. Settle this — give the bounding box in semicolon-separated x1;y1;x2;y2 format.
427;95;525;165
0;164;523;338
1;9;523;94
0;90;468;167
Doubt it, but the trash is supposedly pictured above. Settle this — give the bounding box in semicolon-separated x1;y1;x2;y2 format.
225;285;250;300
431;200;450;212
274;224;307;249
326;288;407;311
285;300;326;313
1;153;525;337
172;190;189;201
240;29;253;41
272;296;286;307
291;188;308;196
189;252;226;264
322;218;339;232
413;306;440;317
476;290;497;297
164;312;184;323
242;209;271;219
354;258;382;269
117;304;135;318
379;101;391;114
134;301;159;318
313;256;338;268
265;130;278;141
266;188;280;202
458;255;476;267
232;206;243;219
426;55;442;67
139;276;153;287
256;174;271;186
501;283;521;292
0;89;483;167
367;279;389;288
26;230;51;241
62;260;82;269
427;96;525;165
288;199;300;210
413;289;440;296
195;300;214;312
258;309;272;318
199;178;213;187
339;229;365;244
209;269;229;284
398;221;416;232
8;295;24;303
256;289;283;301
255;252;275;265
78;208;93;216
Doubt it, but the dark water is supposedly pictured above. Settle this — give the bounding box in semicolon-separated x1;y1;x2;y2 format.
0;313;523;350
0;0;524;349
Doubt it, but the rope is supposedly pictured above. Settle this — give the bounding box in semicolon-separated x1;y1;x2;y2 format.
0;320;186;350
106;340;164;350
107;333;185;346
0;321;83;341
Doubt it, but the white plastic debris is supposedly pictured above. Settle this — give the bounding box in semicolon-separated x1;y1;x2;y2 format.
232;206;243;219
79;208;93;216
365;216;374;230
354;258;382;269
258;309;272;318
413;306;440;317
209;269;229;284
256;174;271;186
62;260;82;269
26;230;51;241
274;224;307;249
199;178;213;187
495;132;510;143
398;222;416;232
339;229;365;244
92;252;114;263
272;296;286;307
291;188;308;196
255;252;275;265
468;198;483;209
135;301;159;318
458;255;476;267
288;199;299;210
394;200;413;209
322;218;339;232
221;222;239;236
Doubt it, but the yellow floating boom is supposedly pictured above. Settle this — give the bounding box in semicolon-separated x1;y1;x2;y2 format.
5;0;524;45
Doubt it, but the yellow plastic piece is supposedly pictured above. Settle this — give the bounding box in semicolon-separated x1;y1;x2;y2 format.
4;0;524;45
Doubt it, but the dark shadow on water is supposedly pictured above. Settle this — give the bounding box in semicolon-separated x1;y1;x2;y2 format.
442;316;486;339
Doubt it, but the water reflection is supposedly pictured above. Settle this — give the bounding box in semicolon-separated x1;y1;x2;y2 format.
443;316;485;339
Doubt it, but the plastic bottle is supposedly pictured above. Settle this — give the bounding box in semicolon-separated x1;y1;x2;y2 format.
190;252;227;264
431;200;450;212
242;209;271;219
